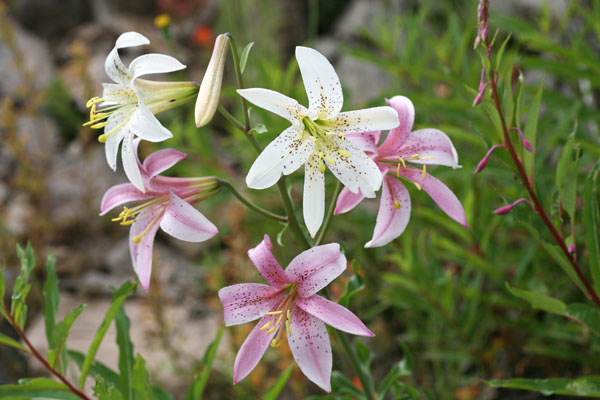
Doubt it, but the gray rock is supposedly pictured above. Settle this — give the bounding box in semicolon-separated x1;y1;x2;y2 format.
4;193;34;236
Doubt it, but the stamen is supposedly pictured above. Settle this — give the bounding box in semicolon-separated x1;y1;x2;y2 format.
266;325;277;334
286;319;291;336
422;164;427;181
324;154;335;165
132;209;166;244
86;97;105;108
413;182;422;191
338;150;350;158
317;151;326;173
91;121;108;129
398;157;406;168
410;154;420;159
266;311;283;315
260;321;272;331
271;338;280;348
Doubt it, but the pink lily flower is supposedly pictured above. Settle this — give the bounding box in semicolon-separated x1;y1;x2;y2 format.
100;143;220;291
218;235;374;391
334;95;468;248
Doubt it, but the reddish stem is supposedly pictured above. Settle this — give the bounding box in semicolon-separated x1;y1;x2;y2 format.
3;304;91;400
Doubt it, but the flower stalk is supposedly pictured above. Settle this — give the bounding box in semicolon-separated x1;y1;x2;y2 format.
217;178;287;223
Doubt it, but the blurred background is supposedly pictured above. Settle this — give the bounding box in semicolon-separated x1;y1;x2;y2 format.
1;0;599;398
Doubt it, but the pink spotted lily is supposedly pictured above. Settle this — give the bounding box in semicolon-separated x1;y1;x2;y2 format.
335;96;468;247
218;235;374;391
100;144;219;291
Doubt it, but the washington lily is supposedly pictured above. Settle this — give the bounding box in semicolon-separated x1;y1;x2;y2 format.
218;235;374;391
86;31;198;192
237;46;399;237
100;143;219;291
335;95;468;247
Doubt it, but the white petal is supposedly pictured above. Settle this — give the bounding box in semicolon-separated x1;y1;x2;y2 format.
321;106;399;134
159;191;218;242
303;155;325;238
295;46;343;121
104;125;126;171
129;102;173;142
101;83;137;105
323;137;383;198
246;126;315;189
105;32;149;85
237;88;308;124
121;131;145;192
129;54;186;81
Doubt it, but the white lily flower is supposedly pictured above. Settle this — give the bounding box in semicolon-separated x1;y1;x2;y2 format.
238;47;399;237
85;31;198;192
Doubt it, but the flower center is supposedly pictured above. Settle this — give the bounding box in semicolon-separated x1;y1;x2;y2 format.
260;284;298;348
302;117;350;173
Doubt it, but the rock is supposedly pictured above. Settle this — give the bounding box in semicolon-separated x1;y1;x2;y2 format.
4;193;34;237
333;0;401;41
490;0;568;18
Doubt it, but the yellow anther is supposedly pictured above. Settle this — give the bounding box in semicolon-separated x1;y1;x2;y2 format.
92;112;109;120
396;164;401;178
266;325;277;334
260;321;272;331
422;164;427;181
286;319;291;336
91;121;108;129
398;157;406;168
266;311;283;315
420;156;435;160
318;160;326;173
270;338;280;348
286;309;290;319
98;134;107;143
274;314;283;327
325;154;335;165
120;220;134;226
410;154;420;159
338;150;350;158
86;97;105;108
132;235;142;244
413;182;422;191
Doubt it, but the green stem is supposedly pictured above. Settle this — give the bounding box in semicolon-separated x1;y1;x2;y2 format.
226;33;251;133
218;104;245;132
218;178;287;223
314;180;342;246
334;329;376;400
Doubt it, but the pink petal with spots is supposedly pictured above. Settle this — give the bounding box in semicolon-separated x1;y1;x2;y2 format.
159;191;218;242
399;168;467;227
345;131;381;155
247;234;289;288
334;187;365;215
396;128;459;168
233;312;281;384
99;183;156;215
218;283;284;326
142;148;187;179
288;305;332;392
365;177;411;248
285;243;346;297
129;206;164;292
378;96;415;157
297;295;374;337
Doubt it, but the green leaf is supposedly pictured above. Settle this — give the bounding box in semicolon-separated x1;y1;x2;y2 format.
331;371;365;399
263;364;294;400
540;241;587;293
132;355;153;400
93;375;124;400
495;34;512;71
11;243;36;327
184;326;224;400
249;123;267;135
377;343;413;400
0;378;81;399
523;82;543;177
48;304;87;368
239;42;254;74
566;303;600;336
79;281;135;388
276;222;288;247
505;282;566;315
152;385;174;400
115;305;134;400
43;255;59;348
68;350;121;390
339;261;365;308
0;332;28;352
584;164;600;293
555;122;577;189
486;376;600;396
561;157;579;221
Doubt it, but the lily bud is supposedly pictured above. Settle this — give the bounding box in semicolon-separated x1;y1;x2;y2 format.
474;144;505;174
492;198;532;215
512;127;534;153
472;68;488;107
195;33;230;128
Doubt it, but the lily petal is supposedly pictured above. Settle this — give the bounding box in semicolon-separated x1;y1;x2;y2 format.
121;131;145;192
159;191;218;242
399;168;468;227
321;106;399;134
246;126;315;190
129;102;173;142
297;295;374;337
365;177;411;248
303;154;325;238
105;31;149;85
334;187;365;215
237;88;308;124
396;128;459;168
232;312;281;384
345;131;381;154
99;183;155;215
324;137;382;198
129;53;186;81
101;83;137;104
104;124;126;172
295;46;343;121
218;283;284;326
142;148;186;178
378;96;415;157
285;243;346;297
289;306;332;392
247;234;289;288
129;206;163;292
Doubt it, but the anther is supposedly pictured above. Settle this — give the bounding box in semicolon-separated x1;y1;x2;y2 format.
413;182;422;191
91;121;109;129
98;134;108;143
266;311;283;315
260;321;272;331
338;150;350;158
324;154;335;165
422;164;427;181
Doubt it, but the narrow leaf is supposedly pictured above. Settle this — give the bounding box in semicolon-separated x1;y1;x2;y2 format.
486;376;600;397
523;82;543;177
584;164;600;294
48;304;87;368
566;303;600;336
263;364;294;400
0;332;28;352
239;42;254;74
555;122;577;188
541;241;586;293
184;327;224;400
505;282;566;315
43;255;59;348
115;305;134;400
132;355;153;399
0;378;80;399
68;350;120;390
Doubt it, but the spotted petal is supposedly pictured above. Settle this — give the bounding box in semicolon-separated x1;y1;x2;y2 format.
285;243;346;297
365;177;411;248
237;88;308;124
378;96;415;157
399;168;467;227
345;131;381;155
159;191;218;242
105;31;149;85
129;206;163;292
129;53;186;81
246;126;315;190
395;128;459;168
296;46;343;121
296;295;374;337
288;306;332;392
303;154;325;238
247;234;289;288
142;148;186;179
99;183;155;216
321;106;399;134
218;283;284;326
334;187;365;215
